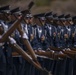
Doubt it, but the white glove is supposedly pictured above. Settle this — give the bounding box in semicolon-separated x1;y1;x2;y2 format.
9;36;16;44
22;33;28;39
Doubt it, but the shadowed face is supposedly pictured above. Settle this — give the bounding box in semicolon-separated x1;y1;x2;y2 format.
7;14;16;21
41;35;45;41
73;20;76;24
56;20;60;25
0;25;4;35
50;18;53;23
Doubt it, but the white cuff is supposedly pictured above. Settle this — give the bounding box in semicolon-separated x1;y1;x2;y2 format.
9;37;16;44
59;51;63;54
22;33;28;39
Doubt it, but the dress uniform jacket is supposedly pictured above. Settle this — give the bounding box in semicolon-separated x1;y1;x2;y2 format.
46;24;56;47
56;26;67;48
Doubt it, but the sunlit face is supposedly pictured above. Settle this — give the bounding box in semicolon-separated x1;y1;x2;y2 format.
17;15;22;19
25;17;33;24
40;19;46;25
68;20;73;25
63;20;73;25
62;20;67;25
47;17;53;24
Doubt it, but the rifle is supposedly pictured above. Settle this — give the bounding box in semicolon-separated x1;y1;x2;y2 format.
49;46;61;51
0;14;52;75
49;46;76;58
11;49;67;60
9;43;42;70
27;1;34;10
35;51;53;58
0;1;35;42
70;47;76;51
0;1;34;21
0;2;37;61
54;53;67;59
35;50;67;59
0;17;23;43
0;4;52;75
62;50;75;58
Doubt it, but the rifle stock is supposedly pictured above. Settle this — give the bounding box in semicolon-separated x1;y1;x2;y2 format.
62;50;75;58
0;17;23;43
35;50;67;60
0;4;52;75
1;30;52;75
35;51;53;58
54;53;67;59
70;48;76;51
49;46;61;51
49;46;76;59
9;43;52;75
15;15;52;74
33;45;66;59
17;24;39;63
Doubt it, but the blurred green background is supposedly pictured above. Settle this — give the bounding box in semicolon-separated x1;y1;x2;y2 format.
0;0;76;15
